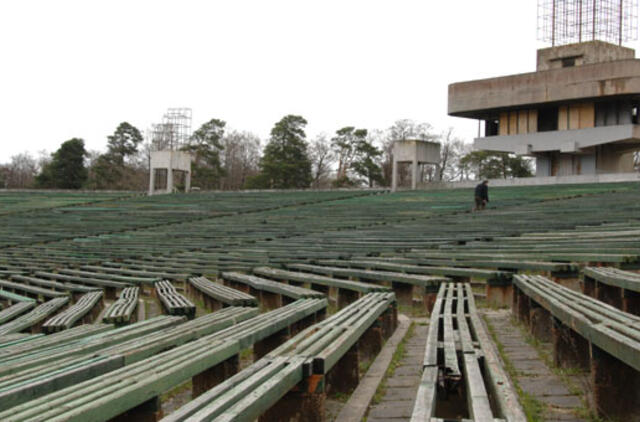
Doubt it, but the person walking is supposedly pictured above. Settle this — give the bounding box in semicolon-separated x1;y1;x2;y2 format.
474;180;489;211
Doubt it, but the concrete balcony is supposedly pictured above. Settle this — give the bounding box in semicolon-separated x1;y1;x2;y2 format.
474;124;640;154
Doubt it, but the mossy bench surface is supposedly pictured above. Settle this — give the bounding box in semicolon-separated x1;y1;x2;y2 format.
0;298;327;420
582;266;640;292
189;276;257;306
514;274;640;371
0;297;69;336
253;266;390;293
102;287;139;324
42;291;103;333
155;280;196;318
222;272;325;300
162;292;395;422
285;263;450;287
413;282;524;421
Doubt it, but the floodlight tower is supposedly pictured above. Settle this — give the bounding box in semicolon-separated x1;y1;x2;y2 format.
148;108;193;195
449;0;640;178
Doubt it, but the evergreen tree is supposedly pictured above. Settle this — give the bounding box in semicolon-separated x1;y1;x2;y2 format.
36;138;88;189
107;122;143;166
351;137;384;187
254;115;312;189
183;118;226;189
460;151;533;179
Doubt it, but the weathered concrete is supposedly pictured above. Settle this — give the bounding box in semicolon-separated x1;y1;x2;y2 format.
485;310;587;422
365;319;428;421
335;314;410;422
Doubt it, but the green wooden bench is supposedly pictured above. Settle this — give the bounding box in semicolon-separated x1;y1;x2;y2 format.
285;263;448;309
254;266;391;308
161;292;396;422
155;280;196;319
102;286;139;324
513;274;640;420
412;282;524;421
0;279;67;302
0;302;36;325
0;298;327;421
0;297;69;335
221;272;325;309
10;274;100;300
0;289;35;304
582;266;640;315
81;264;190;282
34;271;130;300
187;276;257;310
42;291;104;333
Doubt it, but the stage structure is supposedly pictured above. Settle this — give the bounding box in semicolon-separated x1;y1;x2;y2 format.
149;108;193;195
391;140;441;192
449;0;640;177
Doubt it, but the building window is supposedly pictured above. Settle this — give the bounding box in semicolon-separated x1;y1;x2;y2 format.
562;57;576;67
538;107;558;132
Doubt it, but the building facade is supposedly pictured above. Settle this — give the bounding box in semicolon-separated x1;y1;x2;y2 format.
448;40;640;176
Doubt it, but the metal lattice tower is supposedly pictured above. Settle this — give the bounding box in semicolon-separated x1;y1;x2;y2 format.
538;0;638;46
150;108;192;151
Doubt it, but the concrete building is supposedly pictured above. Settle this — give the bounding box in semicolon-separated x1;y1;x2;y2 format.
391;140;441;191
448;40;640;177
149;150;191;195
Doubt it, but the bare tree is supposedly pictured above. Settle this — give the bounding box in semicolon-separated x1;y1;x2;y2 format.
309;134;335;188
438;128;472;181
3;152;38;188
220;130;261;190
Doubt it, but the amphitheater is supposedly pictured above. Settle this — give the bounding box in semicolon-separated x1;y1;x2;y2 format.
0;184;639;422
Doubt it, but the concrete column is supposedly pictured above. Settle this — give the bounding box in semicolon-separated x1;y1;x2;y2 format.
392;281;413;307
552;317;589;370
185;171;191;192
110;396;163;422
166;167;174;193
337;289;359;308
590;344;640;421
529;302;552;342
254;327;290;360
148;169;155;195
391;159;398;192
411;158;418;190
259;377;326;422
192;355;239;398
326;342;360;395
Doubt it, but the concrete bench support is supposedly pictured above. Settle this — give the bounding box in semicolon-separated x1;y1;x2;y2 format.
391;281;413;306
486;282;512;308
591;344;640;421
529;301;552;342
624;289;640;316
337;288;359;308
359;318;384;361
254;327;290;361
552;317;590;370
192;355;239;398
259;290;282;310
109;396;163;422
259;377;326;422
326;342;360;395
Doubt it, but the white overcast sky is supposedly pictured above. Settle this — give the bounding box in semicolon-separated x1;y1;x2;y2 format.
1;0;637;162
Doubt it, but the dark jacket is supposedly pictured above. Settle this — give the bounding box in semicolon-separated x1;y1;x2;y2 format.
475;183;489;202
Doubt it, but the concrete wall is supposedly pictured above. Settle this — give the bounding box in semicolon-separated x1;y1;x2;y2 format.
448;59;640;117
417;172;640;190
474;124;640;154
537;41;635;71
392;140;440;163
150;151;192;171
